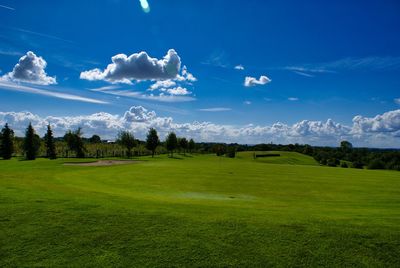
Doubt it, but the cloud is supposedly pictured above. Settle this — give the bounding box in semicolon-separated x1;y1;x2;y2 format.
198;108;232;112
80;49;182;84
243;101;252;105
288;97;299;101
90;87;195;103
1;51;57;85
149;80;176;91
0;4;15;10
162;86;191;96
285;56;400;77
234;65;244;70
0;81;107;104
244;75;271;87
1;107;400;147
394;98;400;105
352;109;400;135
176;65;197;82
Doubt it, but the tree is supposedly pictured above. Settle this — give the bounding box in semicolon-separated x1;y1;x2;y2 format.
188;138;195;153
165;132;178;157
23;123;41;160
146;128;159;157
44;125;57;159
117;131;136;158
89;134;101;144
179;137;188;155
0;123;14;159
64;128;86;158
340;140;353;153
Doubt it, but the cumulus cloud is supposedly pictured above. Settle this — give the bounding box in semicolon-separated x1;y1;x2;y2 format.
244;75;271;87
80;49;181;84
3;107;400;147
149;80;176;91
1;51;56;85
176;65;197;82
162;86;190;96
234;65;244;70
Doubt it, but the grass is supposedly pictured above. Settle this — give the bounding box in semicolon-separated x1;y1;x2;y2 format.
1;152;400;267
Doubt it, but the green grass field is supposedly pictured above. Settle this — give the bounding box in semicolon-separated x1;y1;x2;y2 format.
1;152;400;267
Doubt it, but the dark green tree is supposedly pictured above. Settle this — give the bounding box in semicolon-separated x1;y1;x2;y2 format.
179;137;188;155
0;123;14;159
23;123;41;160
64;128;86;158
340;141;353;153
165;132;178;157
44;124;57;159
117;131;136;158
188;138;195;153
89;134;102;144
146;128;159;157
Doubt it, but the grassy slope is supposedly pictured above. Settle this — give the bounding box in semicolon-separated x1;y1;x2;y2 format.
237;151;319;165
0;154;399;267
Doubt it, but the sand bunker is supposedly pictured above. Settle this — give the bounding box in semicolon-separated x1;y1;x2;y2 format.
63;160;139;166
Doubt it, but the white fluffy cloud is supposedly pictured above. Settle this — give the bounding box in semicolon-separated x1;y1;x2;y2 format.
244;75;271;87
1;107;399;147
149;80;176;91
1;51;56;85
80;49;181;84
234;65;244;70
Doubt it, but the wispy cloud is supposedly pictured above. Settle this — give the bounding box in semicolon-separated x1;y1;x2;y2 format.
243;101;252;105
0;4;14;10
0;49;22;56
0;81;108;104
1;26;74;44
288;97;299;101
90;87;195;103
198;107;232;112
286;56;400;77
395;98;400;105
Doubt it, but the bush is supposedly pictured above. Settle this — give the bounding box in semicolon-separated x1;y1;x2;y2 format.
226;147;236;158
352;161;364;169
367;159;385;170
341;162;348;168
327;158;339;167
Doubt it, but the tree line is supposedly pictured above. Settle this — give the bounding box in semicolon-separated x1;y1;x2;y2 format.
1;123;399;170
0;123;195;160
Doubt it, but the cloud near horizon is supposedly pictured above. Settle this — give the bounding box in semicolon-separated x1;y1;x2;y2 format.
1;107;399;148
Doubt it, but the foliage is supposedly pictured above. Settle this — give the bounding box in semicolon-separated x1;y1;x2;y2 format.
145;128;159;157
165;132;178;157
0;123;14;160
44;125;57;159
179;137;188;155
88;134;102;144
23;123;41;160
64;128;86;158
117;131;136;158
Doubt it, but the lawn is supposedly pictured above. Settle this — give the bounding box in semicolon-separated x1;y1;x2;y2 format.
1;152;399;267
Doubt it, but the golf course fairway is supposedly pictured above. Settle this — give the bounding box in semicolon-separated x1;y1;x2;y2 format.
1;152;399;267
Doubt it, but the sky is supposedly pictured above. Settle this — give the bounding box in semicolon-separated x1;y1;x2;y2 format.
0;0;400;147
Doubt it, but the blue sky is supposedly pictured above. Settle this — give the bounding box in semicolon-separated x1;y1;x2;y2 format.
1;0;400;147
